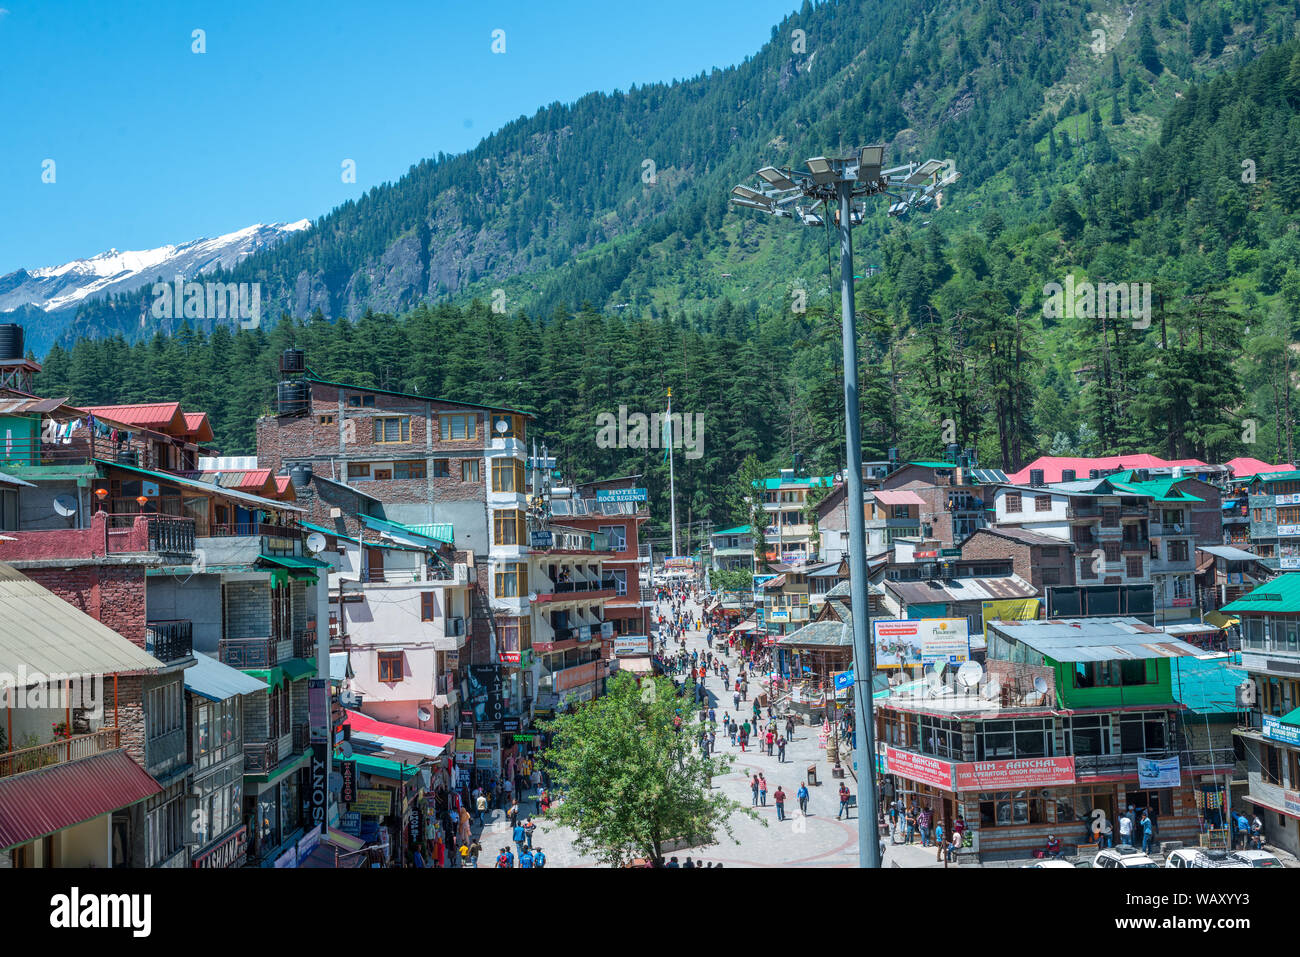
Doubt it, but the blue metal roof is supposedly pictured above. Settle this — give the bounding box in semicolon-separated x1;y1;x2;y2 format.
184;651;269;701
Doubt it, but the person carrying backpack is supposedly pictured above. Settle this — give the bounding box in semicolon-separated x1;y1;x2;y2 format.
496;848;512;868
533;847;546;868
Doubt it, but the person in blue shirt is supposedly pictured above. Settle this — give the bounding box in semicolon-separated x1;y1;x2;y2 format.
797;783;810;816
1140;812;1153;854
519;849;534;868
513;823;527;860
533;848;546;868
1236;812;1251;850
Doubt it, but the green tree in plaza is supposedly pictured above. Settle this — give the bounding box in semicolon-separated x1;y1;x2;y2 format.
540;673;759;866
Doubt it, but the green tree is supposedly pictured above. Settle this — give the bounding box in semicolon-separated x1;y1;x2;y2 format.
540;673;758;865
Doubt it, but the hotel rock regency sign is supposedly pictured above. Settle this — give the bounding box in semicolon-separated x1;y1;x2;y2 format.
885;748;1076;791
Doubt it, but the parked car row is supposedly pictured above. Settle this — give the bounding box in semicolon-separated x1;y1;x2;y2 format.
1026;845;1284;868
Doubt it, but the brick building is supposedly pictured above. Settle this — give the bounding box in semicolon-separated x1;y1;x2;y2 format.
960;526;1076;591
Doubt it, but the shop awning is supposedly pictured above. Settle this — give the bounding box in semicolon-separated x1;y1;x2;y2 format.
184;651;269;701
616;655;655;674
339;752;423;780
0;750;160;850
281;659;317;682
323;827;366;851
343;710;452;761
245;667;285;693
259;553;328;585
1203;611;1239;630
1280;707;1300;729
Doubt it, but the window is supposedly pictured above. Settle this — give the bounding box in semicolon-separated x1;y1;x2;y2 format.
347;394;376;407
1035;495;1052;512
373;468;392;480
194;697;242;771
611;569;628;595
394;460;426;480
498;618;531;656
492;458;525;492
440;414;478;441
494;562;527;598
0;488;16;531
598;524;627;550
463;460;481;482
1004;492;1022;513
1101;506;1119;527
433;459;450;478
494;509;526;546
1119;712;1168;754
378;652;403;682
1103;542;1121;563
1126;555;1143;577
918;715;962;759
374;417;411;443
145;681;183;740
319;414;335;425
490;414;526;439
1167;540;1188;562
1073;659;1155;689
978;790;1048;828
974;718;1052;760
1065;714;1110;755
1042;567;1061;586
421;591;436;622
347;463;370;480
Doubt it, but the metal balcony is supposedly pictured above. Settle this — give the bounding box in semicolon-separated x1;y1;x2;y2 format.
218;636;277;669
146;620;194;663
243;738;280;774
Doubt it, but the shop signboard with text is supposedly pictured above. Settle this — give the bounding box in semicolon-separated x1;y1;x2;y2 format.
873;618;970;669
953;757;1076;790
885;747;954;790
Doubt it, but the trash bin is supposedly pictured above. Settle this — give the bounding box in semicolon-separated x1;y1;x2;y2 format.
807;764;818;786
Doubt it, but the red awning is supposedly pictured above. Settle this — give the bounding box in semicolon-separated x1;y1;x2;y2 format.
0;750;161;850
344;710;454;749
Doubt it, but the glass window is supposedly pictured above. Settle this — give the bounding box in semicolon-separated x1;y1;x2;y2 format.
433;459;450;478
374;417;411;443
493;509;525;545
494;563;527;598
440;414;478;441
491;459;523;492
598;524;627;550
463;460;480;482
393;460;426;480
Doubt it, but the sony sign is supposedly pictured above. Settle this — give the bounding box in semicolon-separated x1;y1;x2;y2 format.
309;742;329;830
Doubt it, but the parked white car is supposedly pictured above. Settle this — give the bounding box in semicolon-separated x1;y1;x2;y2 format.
1095;846;1160;869
1027;859;1077;868
1229;849;1283;868
1166;848;1250;869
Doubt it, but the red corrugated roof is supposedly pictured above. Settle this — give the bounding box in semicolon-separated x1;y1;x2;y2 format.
873;489;926;506
1005;454;1211;484
0;749;160;850
183;411;215;443
344;710;453;749
82;402;187;436
1226;456;1294;479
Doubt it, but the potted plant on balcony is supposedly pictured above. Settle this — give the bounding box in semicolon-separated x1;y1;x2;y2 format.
51;721;73;741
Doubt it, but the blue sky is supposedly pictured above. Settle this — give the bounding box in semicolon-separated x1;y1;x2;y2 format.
0;0;800;273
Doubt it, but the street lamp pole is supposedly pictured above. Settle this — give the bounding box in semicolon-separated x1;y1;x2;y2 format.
729;147;957;869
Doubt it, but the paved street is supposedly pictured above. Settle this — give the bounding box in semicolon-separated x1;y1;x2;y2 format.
509;594;893;868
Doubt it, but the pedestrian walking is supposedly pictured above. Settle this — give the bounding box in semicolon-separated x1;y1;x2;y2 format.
523;816;536;849
774;786;787;822
765;729;775;756
934;821;945;862
918;806;932;848
777;735;786;763
785;715;795;741
476;792;489;826
797;782;809;815
759;774;768;806
1140;812;1153;854
751;775;760;807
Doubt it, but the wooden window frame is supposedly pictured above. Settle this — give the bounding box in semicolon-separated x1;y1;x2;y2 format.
440;414;478;441
378;651;403;683
1005;492;1022;513
374;417;411;444
433;459;450;478
347;463;370;478
420;591;436;622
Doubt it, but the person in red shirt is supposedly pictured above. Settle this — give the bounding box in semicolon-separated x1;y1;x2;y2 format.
765;729;776;756
837;784;852;820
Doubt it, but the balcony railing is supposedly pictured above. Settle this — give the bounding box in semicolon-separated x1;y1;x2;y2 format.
1120;537;1150;552
445;616;465;637
243;738;280;774
219;636;277;669
198;521;301;540
0;728;121;779
1152;523;1189;537
146;620;194;663
1075;748;1237;775
1067;505;1101;520
292;629;316;661
147;516;197;557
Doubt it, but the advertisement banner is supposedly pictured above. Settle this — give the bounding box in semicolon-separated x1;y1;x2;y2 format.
339;759;357;803
468;664;504;733
885;747;954;790
873;618;970;669
664;556;694;569
601;621;614;639
307;742;330;832
308;678;329;743
1137;755;1182;788
834;670;854;691
1286;791;1300;816
953;757;1076;790
981;598;1041;637
454;738;475;766
1263;714;1300;747
554;660;602;692
352;788;393;817
614;635;651;656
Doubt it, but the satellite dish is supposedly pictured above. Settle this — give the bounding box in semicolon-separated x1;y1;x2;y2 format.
53;494;78;518
981;677;1003;702
306;531;327;554
528;592;538;603
956;660;983;689
339;740;353;759
1033;675;1050;694
417;706;432;722
495;417;509;434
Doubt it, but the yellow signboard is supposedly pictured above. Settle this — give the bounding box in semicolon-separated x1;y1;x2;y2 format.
352;788;393;816
981;599;1041;638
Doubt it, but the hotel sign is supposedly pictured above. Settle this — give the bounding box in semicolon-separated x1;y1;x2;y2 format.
953;757;1076;790
597;488;647;502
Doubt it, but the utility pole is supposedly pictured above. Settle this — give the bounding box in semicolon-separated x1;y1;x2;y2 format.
668;387;678;557
730;147;956;869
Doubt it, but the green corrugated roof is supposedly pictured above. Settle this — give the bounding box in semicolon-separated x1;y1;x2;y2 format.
358;513;453;546
1253;470;1300;484
1172;656;1242;716
404;523;455;543
336;752;421;779
1108;471;1205;503
1280;707;1300;728
260;554;330;569
1223;573;1300;614
713;525;751;536
907;461;959;469
281;658;317;682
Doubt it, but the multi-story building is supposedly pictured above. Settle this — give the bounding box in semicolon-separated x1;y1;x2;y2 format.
0;563;166;868
960;527;1075;591
1246;469;1300;572
876;616;1233;861
1224;574;1300;856
710;525;755;574
751;471;834;565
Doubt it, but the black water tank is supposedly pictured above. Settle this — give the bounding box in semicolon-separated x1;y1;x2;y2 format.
289;463;313;487
1030;468;1045;486
0;324;23;361
1061;469;1076;482
280;349;305;374
277;380;309;414
1089;469;1100;479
